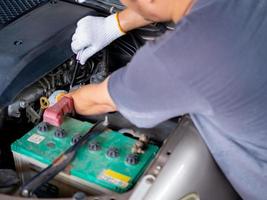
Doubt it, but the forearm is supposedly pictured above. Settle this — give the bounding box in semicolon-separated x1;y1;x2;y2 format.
67;78;117;116
81;83;115;114
118;8;152;32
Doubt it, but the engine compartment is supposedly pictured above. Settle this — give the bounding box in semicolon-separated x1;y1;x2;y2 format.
0;35;178;197
6;32;144;125
0;1;240;199
0;0;175;196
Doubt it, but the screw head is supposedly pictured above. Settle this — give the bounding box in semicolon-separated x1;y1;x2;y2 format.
14;40;23;46
37;122;48;132
88;141;101;151
106;147;119;158
71;134;82;144
54;128;66;138
73;192;86;200
126;153;139;165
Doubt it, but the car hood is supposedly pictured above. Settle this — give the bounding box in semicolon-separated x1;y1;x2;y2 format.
0;1;96;108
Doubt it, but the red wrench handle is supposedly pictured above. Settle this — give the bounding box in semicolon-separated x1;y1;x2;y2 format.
43;96;74;127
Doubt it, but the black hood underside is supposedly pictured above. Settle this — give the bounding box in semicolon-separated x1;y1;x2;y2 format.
0;1;97;108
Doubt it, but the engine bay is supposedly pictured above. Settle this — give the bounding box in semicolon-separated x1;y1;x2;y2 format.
0;0;176;198
6;32;144;125
0;1;240;199
1;32;177;198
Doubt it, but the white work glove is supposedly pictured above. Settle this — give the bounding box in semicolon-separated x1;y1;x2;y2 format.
71;14;125;65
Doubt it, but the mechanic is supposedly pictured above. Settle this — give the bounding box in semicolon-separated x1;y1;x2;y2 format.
69;0;267;199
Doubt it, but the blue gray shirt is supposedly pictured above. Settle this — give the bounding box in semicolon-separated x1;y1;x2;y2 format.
108;0;267;199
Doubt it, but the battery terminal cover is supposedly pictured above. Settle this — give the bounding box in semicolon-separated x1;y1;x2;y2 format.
43;97;74;127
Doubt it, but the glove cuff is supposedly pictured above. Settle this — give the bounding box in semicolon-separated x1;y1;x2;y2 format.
105;13;126;40
115;12;126;34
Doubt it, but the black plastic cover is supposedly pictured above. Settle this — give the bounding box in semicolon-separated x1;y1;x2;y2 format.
0;1;97;108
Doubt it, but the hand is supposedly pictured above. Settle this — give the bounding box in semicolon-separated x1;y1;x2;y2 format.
71;14;125;65
65;78;116;116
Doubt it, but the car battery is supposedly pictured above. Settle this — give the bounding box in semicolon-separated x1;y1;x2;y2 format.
11;117;158;196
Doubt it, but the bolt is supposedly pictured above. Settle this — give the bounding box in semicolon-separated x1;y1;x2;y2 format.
145;176;155;184
73;192;86;200
126;153;139;165
38;122;48;132
106;147;119;158
54;128;66;138
14;40;23;46
19;101;27;108
88;141;101;151
71;134;82;145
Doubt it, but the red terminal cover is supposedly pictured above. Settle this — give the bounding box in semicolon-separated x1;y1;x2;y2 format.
43;96;74;127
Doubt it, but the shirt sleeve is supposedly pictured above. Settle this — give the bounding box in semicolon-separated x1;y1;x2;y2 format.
107;4;221;128
108;36;213;128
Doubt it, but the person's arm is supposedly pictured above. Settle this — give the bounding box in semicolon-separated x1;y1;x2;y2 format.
66;77;116;116
71;8;152;65
117;8;152;32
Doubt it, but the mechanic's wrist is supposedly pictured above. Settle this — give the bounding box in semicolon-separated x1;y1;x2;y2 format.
117;9;152;32
80;79;116;114
105;13;126;38
115;12;126;34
